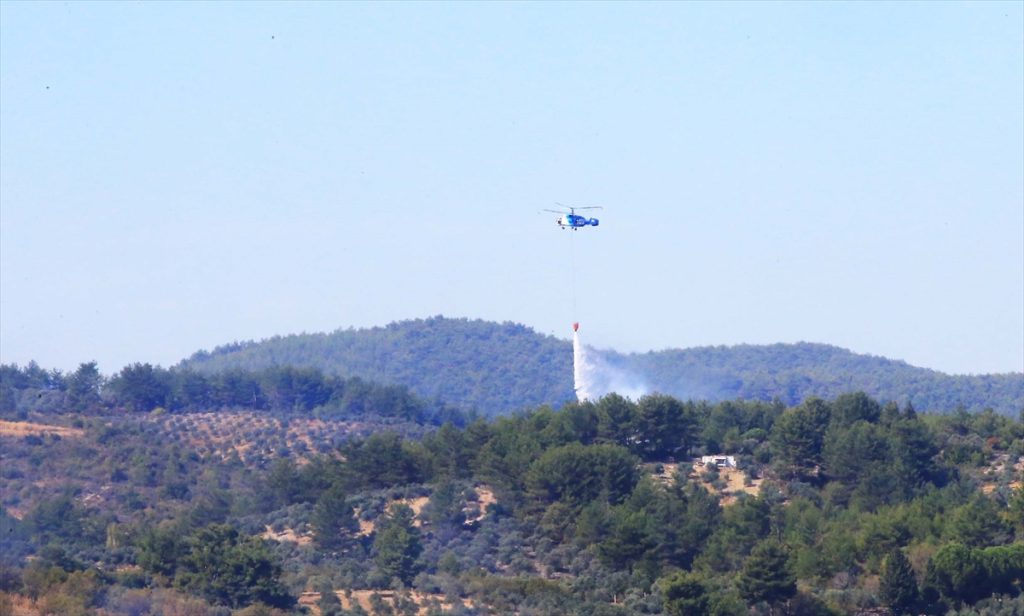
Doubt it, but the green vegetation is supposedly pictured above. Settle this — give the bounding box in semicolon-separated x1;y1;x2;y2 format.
1;361;465;425
181;317;574;416
1;355;1022;614
156;524;294;609
178;316;1024;415
372;504;423;587
879;549;919;615
737;539;796;614
311;484;359;553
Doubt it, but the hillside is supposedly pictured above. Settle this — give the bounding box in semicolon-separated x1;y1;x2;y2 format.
180;317;1024;416
617;343;1024;415
181;317;575;416
2;392;1022;615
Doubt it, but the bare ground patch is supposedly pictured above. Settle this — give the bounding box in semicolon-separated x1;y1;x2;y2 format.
299;589;473;616
687;461;762;506
465;485;496;525
0;420;84;439
643;460;762;505
261;524;313;546
646;462;681;485
355;486;496;537
979;453;1023;494
1;593;42;616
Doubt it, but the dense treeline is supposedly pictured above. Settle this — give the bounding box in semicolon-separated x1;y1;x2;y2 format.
623;343;1024;416
2;385;1022;615
0;361;466;426
182;317;574;416
179;317;1024;415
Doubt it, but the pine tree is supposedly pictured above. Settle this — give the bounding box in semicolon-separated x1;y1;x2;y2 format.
880;549;918;615
373;504;423;586
738;539;796;615
316;578;343;616
927;542;987;605
175;524;294;609
948;494;1012;547
311;484;358;552
660;570;710;616
632;395;696;460
770;399;829;479
65;361;103;413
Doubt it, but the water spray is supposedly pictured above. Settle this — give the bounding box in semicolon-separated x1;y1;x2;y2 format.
573;320;649;402
572;322;594;402
546;205;647;401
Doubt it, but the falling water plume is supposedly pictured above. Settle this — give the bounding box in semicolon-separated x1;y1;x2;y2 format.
572;322;649;402
573;325;594;402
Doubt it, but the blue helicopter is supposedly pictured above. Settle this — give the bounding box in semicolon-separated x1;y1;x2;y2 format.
543;205;602;230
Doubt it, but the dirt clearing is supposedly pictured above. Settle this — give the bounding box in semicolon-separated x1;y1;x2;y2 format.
0;420;84;439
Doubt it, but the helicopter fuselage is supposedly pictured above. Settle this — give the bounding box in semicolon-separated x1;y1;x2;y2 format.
557;214;600;229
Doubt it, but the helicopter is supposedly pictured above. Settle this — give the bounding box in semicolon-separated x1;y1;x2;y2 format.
543;204;602;230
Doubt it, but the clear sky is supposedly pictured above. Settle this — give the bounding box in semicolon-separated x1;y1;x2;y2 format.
1;1;1022;376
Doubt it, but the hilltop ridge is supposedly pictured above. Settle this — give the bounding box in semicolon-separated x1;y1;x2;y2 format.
180;316;1024;416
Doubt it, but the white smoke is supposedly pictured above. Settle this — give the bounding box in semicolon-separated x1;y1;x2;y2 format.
573;330;595;402
573;327;649;402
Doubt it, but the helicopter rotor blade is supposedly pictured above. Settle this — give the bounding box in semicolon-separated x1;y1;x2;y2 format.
553;202;603;212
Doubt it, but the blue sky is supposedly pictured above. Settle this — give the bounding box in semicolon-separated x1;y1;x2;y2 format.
1;1;1022;375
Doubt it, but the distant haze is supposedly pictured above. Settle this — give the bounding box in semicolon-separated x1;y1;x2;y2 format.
1;3;1021;375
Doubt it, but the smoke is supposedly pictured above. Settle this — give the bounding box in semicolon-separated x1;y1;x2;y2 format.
573;327;649;402
573;330;595;402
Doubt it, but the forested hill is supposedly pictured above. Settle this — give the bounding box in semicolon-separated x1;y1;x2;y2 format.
180;316;1024;416
182;317;574;416
617;344;1023;416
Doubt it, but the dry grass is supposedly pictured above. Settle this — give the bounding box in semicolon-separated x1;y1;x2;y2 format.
266;486;498;546
1;593;42;616
646;462;681;484
687;461;762;506
357;517;375;537
466;485;496;524
0;420;84;439
261;524;313;546
978;453;1023;494
261;487;489;545
643;460;762;505
356;495;432;536
351;486;496;538
298;589;473;615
